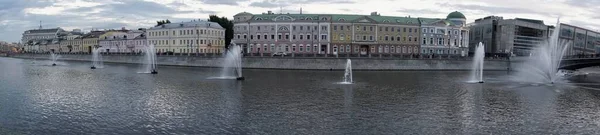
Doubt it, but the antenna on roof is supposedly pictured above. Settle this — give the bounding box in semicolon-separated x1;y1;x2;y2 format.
39;20;42;29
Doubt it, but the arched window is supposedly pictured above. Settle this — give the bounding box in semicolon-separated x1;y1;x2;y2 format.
402;46;407;53
346;45;350;52
390;46;395;53
321;17;328;21
383;20;390;23
339;45;344;53
338;18;346;21
278;26;289;31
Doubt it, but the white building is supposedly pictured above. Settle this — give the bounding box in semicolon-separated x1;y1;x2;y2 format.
98;29;147;53
21;27;66;52
147;21;226;54
419;11;470;56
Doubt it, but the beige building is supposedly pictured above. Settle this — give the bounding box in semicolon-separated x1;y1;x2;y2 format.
147;21;225;54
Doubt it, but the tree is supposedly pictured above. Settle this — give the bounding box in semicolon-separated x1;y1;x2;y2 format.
155;19;171;27
208;15;234;49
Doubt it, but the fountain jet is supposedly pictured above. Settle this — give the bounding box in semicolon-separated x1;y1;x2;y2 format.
139;44;158;74
469;42;485;83
218;43;244;80
91;47;104;69
514;18;570;84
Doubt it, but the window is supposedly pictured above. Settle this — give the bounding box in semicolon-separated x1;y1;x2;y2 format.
409;36;412;41
430;38;434;44
403;28;406;32
363;36;366;41
409;28;412;33
300;35;303;40
307;35;311;40
243;35;247;39
300;26;303;30
340;45;344;53
250;35;254;39
321;35;327;40
363;26;366;31
341;26;344;30
397;37;400;41
299;45;304;52
403;37;406;41
370;36;373;41
423;38;427;44
257;34;261;39
272;35;275;39
306;45;311;52
385;27;388;31
286;34;289;39
340;34;345;40
378;46;383;53
293;35;296;40
293;26;296;31
430;29;434;33
264;35;268;39
414;37;418;42
292;45;296;52
270;45;275;52
391;36;394;41
438;38;443;45
346;45;351;52
278;34;282;39
334;26;337;30
354;46;359;53
385;36;389;41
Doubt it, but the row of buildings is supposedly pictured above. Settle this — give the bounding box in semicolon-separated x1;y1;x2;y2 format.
20;10;600;56
232;11;470;56
21;21;226;54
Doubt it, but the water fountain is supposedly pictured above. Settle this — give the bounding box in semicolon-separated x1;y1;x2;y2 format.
342;59;353;84
216;43;244;80
91;47;104;69
513;19;570;84
139;44;157;74
469;42;485;83
50;52;60;66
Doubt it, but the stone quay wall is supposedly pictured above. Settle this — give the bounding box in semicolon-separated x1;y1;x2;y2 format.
10;53;512;71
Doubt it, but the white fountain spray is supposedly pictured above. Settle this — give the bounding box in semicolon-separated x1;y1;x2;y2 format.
91;47;104;69
514;18;570;84
140;44;157;74
217;43;244;80
343;59;353;84
50;52;60;66
469;42;485;83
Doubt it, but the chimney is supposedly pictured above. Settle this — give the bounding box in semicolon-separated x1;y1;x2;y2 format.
300;8;302;14
268;11;272;14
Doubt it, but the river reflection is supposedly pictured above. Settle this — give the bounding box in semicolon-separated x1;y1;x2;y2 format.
1;57;600;134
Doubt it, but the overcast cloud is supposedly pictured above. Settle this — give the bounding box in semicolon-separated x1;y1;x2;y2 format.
1;0;599;42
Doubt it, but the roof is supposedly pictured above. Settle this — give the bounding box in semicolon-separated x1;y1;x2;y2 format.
234;12;253;17
248;13;420;25
134;34;146;39
447;11;466;19
24;28;64;34
515;18;544;25
150;21;224;30
82;31;106;39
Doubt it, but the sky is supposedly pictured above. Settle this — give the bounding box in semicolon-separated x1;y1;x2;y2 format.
0;0;598;42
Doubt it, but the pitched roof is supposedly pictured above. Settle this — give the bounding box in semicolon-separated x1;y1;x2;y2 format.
150;21;224;30
24;28;64;34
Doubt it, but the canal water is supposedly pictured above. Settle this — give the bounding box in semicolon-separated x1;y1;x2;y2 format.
1;57;600;134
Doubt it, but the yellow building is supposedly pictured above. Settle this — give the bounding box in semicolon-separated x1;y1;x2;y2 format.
82;31;105;53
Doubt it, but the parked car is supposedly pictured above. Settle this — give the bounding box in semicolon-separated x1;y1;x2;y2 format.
272;52;287;56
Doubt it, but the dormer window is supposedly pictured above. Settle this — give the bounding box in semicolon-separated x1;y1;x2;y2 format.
306;17;312;20
338;18;345;22
255;17;263;20
321;17;328;21
383;20;390;23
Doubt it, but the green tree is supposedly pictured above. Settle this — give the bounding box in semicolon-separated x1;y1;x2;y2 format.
208;15;234;49
155;19;171;27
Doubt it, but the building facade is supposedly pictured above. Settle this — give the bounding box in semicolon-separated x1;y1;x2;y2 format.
21;27;66;52
419;11;470;56
82;31;106;53
147;21;225;54
98;29;147;53
469;17;550;56
234;11;468;56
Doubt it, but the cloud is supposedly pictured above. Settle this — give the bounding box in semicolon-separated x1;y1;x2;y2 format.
249;0;280;8
199;0;244;6
396;8;445;15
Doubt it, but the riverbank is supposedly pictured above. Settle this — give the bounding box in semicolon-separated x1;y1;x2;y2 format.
9;53;512;71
